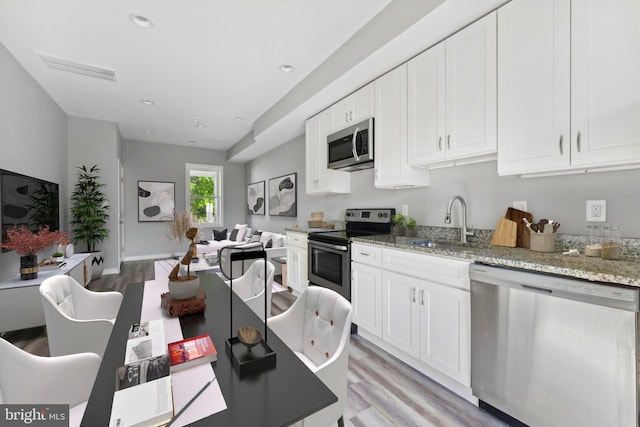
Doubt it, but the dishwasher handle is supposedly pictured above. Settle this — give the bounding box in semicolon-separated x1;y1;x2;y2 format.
520;284;553;294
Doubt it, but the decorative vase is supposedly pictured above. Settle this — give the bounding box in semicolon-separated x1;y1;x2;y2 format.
20;254;38;280
65;243;74;258
89;250;105;280
168;276;200;300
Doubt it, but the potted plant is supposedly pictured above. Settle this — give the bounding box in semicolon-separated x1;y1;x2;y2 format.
405;217;417;237
0;225;65;279
70;165;110;280
392;213;406;236
168;227;200;299
51;251;65;262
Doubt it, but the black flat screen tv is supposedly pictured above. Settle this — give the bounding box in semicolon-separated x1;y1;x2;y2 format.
0;169;60;253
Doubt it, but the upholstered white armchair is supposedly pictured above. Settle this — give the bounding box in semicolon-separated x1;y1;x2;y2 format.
227;259;275;320
218;241;264;280
269;286;353;427
0;337;101;427
40;275;123;358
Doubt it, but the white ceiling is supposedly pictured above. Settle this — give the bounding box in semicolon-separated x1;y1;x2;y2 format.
0;0;391;152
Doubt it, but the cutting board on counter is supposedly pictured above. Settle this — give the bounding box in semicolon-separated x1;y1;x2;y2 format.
490;218;517;247
505;207;533;248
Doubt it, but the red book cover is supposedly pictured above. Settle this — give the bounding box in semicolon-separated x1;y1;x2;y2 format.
167;334;217;372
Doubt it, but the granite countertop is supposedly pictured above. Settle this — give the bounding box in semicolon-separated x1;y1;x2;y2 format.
353;234;640;288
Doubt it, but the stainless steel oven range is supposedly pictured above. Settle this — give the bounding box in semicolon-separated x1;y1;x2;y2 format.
307;208;394;301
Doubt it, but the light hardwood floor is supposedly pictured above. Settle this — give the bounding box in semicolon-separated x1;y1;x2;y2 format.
4;260;508;427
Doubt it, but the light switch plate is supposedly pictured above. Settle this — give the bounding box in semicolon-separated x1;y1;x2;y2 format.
401;204;408;216
586;200;606;222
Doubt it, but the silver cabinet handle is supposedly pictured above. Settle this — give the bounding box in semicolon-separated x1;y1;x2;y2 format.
438;136;442;151
447;134;451;149
559;135;564;155
577;131;581;152
345;112;348;123
411;287;416;303
420;289;424;306
360;252;370;257
350;111;353;122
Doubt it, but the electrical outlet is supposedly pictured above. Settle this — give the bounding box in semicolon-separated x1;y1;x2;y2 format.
513;201;527;212
586;200;606;222
401;204;409;216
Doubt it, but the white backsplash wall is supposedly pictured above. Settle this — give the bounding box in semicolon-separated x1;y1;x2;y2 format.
246;133;640;238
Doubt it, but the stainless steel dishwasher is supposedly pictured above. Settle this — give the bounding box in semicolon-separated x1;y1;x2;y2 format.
470;263;638;427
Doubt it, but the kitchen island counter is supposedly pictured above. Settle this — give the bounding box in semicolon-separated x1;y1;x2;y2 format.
353;234;640;287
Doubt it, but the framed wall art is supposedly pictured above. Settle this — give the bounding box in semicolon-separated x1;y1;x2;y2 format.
247;181;265;215
268;173;297;217
138;180;175;222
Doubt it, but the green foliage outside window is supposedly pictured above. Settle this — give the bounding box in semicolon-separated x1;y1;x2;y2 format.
189;176;215;223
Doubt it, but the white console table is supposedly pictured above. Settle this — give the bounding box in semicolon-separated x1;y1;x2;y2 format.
0;253;91;333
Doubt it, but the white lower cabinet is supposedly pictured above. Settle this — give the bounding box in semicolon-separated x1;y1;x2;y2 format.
352;243;472;399
286;231;308;294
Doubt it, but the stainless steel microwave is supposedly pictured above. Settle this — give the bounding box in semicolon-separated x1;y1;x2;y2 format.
327;117;373;172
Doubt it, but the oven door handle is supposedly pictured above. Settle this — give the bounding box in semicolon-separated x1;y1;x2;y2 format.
309;240;348;252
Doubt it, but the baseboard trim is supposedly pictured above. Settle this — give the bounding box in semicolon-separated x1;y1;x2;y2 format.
124;253;172;262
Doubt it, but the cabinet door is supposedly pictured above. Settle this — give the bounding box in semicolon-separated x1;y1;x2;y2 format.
305;114;321;194
419;281;470;386
382;270;419;358
352;263;382;337
571;0;640;167
445;11;497;160
497;0;571;175
375;65;431;188
331;83;374;128
408;42;446;165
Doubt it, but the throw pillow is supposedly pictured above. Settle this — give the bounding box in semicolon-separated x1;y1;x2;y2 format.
249;230;262;243
265;239;273;249
213;228;227;241
259;232;273;245
229;228;239;241
272;234;285;248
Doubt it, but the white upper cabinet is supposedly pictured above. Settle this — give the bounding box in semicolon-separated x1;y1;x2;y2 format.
331;83;374;129
570;0;640;167
374;65;431;189
409;12;497;168
498;0;640;176
305;109;350;195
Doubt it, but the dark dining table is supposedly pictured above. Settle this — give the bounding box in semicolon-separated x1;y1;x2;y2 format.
82;273;336;426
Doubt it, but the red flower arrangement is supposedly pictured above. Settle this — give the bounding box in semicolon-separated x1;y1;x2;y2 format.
1;225;66;256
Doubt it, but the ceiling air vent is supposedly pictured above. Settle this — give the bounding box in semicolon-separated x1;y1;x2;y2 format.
37;53;117;81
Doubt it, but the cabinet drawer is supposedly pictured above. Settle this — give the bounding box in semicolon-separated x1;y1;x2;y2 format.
352;243;383;267
286;231;308;249
382;248;470;290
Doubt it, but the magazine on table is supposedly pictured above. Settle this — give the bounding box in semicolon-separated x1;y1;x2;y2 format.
115;354;170;390
124;319;166;365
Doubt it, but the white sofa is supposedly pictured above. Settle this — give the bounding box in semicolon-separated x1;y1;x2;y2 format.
196;225;287;275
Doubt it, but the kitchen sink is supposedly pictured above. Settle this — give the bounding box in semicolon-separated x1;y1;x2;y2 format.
405;239;484;252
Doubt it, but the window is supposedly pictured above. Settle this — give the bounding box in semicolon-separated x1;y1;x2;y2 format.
185;163;223;226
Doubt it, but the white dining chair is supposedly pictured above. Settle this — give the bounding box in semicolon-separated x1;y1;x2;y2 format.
39;275;123;358
0;337;101;427
269;286;353;427
226;259;275;320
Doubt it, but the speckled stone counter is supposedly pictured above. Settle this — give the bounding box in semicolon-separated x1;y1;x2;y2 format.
352;233;640;288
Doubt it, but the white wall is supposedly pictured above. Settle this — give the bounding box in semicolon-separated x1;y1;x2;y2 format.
67;117;120;274
121;139;246;259
0;42;68;281
246;133;640;238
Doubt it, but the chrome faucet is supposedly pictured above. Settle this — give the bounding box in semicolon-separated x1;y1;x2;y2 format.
444;195;474;244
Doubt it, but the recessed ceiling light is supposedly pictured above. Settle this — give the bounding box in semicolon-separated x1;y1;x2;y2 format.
140;99;154;106
144;129;154;134
193;116;199;122
234;116;244;122
279;64;295;73
213;140;223;144
129;13;153;29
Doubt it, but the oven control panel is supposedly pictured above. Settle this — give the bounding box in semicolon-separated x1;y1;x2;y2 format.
345;208;395;224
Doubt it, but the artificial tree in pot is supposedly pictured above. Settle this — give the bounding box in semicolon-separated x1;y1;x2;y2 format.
70;165;110;280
